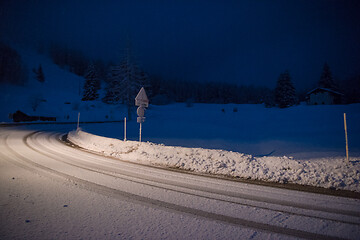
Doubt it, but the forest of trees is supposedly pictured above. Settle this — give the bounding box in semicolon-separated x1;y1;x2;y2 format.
2;41;359;108
82;63;101;101
48;43;90;77
340;75;360;104
148;76;273;105
43;42;277;106
42;43;360;107
0;41;28;85
36;42;360;107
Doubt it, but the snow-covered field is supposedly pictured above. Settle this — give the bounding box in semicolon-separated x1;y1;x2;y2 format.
79;103;360;158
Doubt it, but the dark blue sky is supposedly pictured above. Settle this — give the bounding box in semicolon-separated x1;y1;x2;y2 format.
1;0;360;89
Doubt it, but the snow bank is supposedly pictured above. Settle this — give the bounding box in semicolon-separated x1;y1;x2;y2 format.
68;129;360;192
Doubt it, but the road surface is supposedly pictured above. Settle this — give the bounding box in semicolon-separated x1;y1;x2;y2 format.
1;126;359;239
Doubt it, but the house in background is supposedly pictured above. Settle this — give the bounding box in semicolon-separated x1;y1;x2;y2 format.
307;87;343;105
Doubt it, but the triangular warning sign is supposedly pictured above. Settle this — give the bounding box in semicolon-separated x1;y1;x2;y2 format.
135;87;149;107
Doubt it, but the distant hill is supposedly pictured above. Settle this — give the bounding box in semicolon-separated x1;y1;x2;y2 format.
0;47;126;123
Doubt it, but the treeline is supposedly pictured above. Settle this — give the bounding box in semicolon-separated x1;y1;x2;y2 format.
339;75;360;104
149;76;273;105
43;43;276;105
0;41;28;85
46;43;109;81
42;42;360;106
48;43;92;77
2;41;360;106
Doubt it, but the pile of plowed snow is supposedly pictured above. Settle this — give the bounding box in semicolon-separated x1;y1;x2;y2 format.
68;129;360;192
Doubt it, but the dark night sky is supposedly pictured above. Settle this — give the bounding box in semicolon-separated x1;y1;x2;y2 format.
1;0;360;89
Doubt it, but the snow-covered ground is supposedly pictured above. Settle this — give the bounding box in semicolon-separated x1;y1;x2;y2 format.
69;128;360;193
68;101;360;193
1;127;359;239
79;103;360;158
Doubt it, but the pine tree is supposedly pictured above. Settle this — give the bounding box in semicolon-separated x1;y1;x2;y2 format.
0;42;28;85
33;64;45;83
102;45;150;119
102;64;124;104
274;70;297;108
135;68;152;98
82;63;101;101
319;63;336;89
36;65;45;83
117;52;147;119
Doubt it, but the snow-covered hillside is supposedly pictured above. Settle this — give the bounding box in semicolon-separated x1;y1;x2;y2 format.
0;47;126;123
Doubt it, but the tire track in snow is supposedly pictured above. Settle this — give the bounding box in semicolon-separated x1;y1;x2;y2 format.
1;129;356;240
55;132;360;218
29;131;360;226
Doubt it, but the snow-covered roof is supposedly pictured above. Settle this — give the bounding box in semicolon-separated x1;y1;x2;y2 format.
306;87;343;96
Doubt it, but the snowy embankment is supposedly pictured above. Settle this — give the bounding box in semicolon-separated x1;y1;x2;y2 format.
68;129;360;193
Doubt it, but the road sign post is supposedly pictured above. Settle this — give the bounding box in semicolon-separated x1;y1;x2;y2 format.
77;112;80;130
139;122;142;142
124;117;127;141
344;113;349;163
135;87;149;142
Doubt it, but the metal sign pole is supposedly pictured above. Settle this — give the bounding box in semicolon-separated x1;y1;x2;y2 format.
344;113;349;162
124;117;127;141
77;112;80;130
139;122;142;142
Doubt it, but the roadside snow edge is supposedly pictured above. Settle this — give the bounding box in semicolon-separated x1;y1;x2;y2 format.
68;129;360;192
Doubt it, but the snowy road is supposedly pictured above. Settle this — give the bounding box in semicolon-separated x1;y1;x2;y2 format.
1;127;360;239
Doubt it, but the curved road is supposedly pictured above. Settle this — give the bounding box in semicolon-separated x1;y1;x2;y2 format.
1;126;359;239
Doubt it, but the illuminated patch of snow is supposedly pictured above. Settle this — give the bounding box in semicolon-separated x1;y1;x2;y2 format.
69;129;360;192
